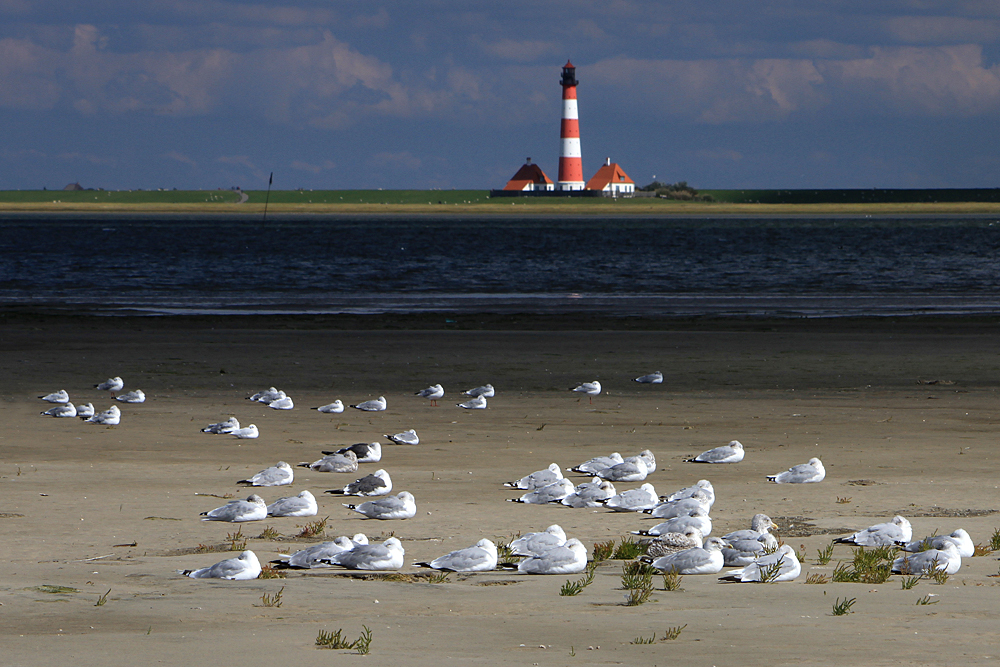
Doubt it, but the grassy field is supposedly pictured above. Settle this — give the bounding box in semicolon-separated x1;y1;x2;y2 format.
2;188;1000;215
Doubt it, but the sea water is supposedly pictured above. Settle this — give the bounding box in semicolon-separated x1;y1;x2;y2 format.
3;213;1000;317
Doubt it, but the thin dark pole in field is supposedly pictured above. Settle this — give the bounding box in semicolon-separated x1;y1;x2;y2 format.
263;172;273;223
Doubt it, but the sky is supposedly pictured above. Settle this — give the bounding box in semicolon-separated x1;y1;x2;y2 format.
3;1;1000;191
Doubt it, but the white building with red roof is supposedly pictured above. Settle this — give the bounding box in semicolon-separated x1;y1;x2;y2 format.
503;158;555;191
585;158;635;196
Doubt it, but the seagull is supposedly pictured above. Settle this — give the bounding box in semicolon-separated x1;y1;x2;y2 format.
648;537;727;575
238;461;294;487
561;478;616;508
899;529;974;558
76;403;95;419
603;483;658;512
95;377;123;397
722;514;778;543
767;457;825;484
644;491;712;519
415;539;498;572
272;534;369;569
664;479;716;507
508;525;567;557
633;371;663;384
200;494;268;522
891;542;962;575
179;550;261;580
39;390;69;403
644;527;704;558
686;440;745;464
515;538;587;574
636;449;657;474
835;516;912;546
231;424;259;439
203;417;239;434
596;456;648;483
266;490;318;517
385;429;419;445
350;396;387;412
633;508;712;537
267;396;294;410
457;395;487;409
569;452;624;475
300;451;359;473
85;405;121;425
571;380;601;403
720;544;801;582
504;463;564;490
115;389;146;403
248;387;283;403
507;478;575;504
343;492;416;520
41;403;77;418
463;384;495;398
314;400;344;413
722;533;780;567
325;469;392;496
319;537;404;570
416;384;444;407
323;442;382;463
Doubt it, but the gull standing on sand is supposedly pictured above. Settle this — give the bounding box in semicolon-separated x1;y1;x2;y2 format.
633;371;663;384
561;478;616;508
248;387;283;403
571;380;601;403
644;527;704;558
326;469;392;496
385;429;419;445
569;452;624;475
266;490;318;517
415;539;499;572
892;541;962;575
416;384;444;407
85;405;121;425
648;537;727;575
900;528;974;558
314;400;344;413
320;537;404;570
41;403;77;418
603;483;658;511
324;442;382;463
203;417;239;434
231;424;259;439
76;403;95;419
515;538;587;574
238;461;294;487
767;457;825;483
201;494;268;522
634;508;712;538
273;534;369;569
644;490;712;519
722;533;780;567
508;478;575;504
457;394;487;409
686;440;745;464
350;396;387;412
301;450;359;473
268;396;294;410
596;456;648;483
39;390;69;403
463;384;495;398
835;515;912;546
664;479;716;507
508;525;567;557
115;389;145;403
720;544;801;582
95;376;124;397
504;463;564;490
180;550;261;580
722;514;778;542
343;491;416;520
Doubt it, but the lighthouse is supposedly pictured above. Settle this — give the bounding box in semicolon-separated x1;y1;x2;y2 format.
557;60;585;191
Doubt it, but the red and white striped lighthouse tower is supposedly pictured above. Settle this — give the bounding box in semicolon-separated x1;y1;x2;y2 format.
557;60;585;191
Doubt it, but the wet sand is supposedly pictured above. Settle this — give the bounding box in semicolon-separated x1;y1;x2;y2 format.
2;315;1000;666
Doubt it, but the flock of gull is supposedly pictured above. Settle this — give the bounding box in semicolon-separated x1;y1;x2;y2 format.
39;372;977;582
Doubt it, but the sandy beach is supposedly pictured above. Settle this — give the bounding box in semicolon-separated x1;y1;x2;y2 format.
2;314;999;666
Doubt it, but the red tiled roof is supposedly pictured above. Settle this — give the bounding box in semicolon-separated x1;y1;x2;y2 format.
586;163;634;190
504;163;553;190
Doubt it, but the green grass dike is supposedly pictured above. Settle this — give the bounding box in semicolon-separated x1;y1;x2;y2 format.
3;188;1000;215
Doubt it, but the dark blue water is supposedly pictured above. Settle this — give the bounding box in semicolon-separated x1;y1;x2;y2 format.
3;213;1000;317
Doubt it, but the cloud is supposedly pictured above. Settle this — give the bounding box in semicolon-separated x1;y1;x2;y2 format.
367;151;421;170
164;151;197;167
475;38;562;63
886;16;1000;44
290;159;336;173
